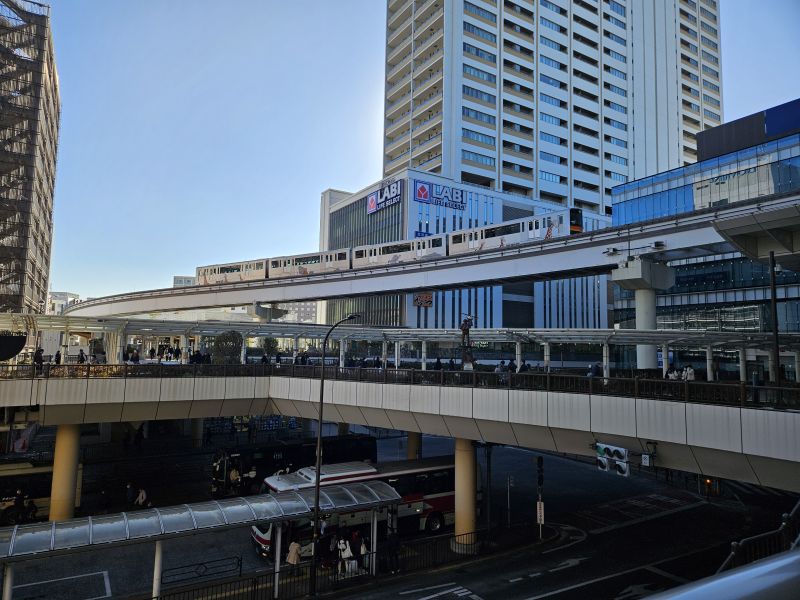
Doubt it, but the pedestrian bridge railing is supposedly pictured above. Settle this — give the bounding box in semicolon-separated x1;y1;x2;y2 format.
1;364;798;411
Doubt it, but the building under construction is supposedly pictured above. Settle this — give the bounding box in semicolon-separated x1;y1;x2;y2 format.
0;0;59;313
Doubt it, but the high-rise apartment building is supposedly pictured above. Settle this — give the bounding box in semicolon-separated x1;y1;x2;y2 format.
382;0;721;212
0;0;60;313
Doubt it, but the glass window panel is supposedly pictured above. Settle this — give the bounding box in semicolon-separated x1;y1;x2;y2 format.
54;519;90;550
348;483;380;505
0;528;13;557
90;515;128;544
218;498;257;524
189;503;227;529
11;523;53;555
296;488;333;511
758;163;773;196
158;507;195;534
324;487;357;509
275;493;310;517
246;495;284;520
126;510;163;539
366;481;401;502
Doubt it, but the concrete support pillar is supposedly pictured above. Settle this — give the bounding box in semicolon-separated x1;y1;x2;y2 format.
515;342;522;372
49;424;80;521
381;341;388;368
454;438;476;537
739;348;748;382
117;331;126;364
602;343;610;379
421;341;427;370
293;336;300;361
543;343;551;372
339;340;347;366
2;564;13;600
240;337;248;365
634;288;658;369
407;431;421;460
272;523;282;599
191;418;204;448
662;344;670;378
152;540;163;599
394;341;400;370
706;347;714;382
62;328;70;356
180;335;188;363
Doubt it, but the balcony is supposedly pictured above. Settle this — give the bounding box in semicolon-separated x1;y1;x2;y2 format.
386;51;412;83
412;90;443;118
386;92;412;120
388;0;413;30
412;110;443;136
411;132;442;158
387;28;412;62
414;47;443;73
415;5;444;36
413;152;442;171
386;72;411;102
412;68;442;99
387;18;412;49
385;131;410;155
415;27;443;57
385;148;411;171
385;114;411;138
414;0;441;24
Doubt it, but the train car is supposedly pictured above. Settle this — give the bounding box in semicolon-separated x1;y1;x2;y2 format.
352;234;447;269
447;208;579;256
268;248;351;279
196;259;267;285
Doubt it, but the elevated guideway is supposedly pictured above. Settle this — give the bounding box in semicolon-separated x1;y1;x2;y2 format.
62;194;800;318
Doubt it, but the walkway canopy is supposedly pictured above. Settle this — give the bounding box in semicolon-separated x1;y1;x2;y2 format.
0;481;400;564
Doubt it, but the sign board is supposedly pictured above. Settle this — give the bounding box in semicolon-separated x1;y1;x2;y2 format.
536;501;544;525
413;180;467;211
413;292;433;308
641;454;651;467
366;179;403;214
414;231;432;238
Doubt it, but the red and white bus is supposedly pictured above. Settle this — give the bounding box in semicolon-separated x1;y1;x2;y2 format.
251;456;466;559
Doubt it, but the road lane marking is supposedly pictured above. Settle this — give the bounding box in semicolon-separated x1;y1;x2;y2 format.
401;583;457;595
589;500;707;534
13;570;111;600
417;586;466;599
509;577;523;583
646;566;689;584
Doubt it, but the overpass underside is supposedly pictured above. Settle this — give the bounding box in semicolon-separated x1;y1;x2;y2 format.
3;374;799;493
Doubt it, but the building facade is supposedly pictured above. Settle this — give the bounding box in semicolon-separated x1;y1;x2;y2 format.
382;0;721;214
46;290;79;315
172;275;197;288
0;0;60;313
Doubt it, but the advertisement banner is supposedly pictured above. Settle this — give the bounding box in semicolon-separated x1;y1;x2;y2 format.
366;179;403;214
413;180;467;211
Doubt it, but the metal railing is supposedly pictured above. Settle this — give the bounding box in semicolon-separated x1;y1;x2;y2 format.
2;364;799;410
718;499;800;572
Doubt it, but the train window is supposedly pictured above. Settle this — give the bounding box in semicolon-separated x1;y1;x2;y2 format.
337;252;346;261
295;255;321;265
355;250;365;259
559;215;564;224
256;262;263;269
536;221;540;229
431;238;443;247
452;234;463;244
485;223;520;239
383;243;412;254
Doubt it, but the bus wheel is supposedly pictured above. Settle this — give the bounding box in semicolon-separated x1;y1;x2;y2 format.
426;512;444;533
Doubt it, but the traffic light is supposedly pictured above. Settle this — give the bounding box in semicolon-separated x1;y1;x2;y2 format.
596;443;629;477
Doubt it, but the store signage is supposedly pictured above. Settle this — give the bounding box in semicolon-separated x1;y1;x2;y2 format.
413;180;467;211
414;231;432;238
366;179;403;214
413;292;433;308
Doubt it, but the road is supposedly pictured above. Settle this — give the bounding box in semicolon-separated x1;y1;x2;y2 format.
6;435;797;599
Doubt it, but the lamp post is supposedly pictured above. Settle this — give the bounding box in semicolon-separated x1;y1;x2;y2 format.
309;313;359;596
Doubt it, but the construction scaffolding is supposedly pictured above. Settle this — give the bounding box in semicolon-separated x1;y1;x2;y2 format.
0;0;59;313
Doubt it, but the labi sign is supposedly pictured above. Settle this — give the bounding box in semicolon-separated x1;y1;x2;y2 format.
366;179;404;214
413;180;467;211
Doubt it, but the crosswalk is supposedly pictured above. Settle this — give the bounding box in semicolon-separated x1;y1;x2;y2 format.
400;582;484;600
722;480;798;500
570;491;705;534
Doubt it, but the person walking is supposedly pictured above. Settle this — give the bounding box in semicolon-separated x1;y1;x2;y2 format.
385;528;400;574
460;316;473;347
434;357;442;370
33;348;44;376
53;350;61;365
77;349;86;364
286;538;301;575
134;487;148;507
13;489;25;522
683;364;695;381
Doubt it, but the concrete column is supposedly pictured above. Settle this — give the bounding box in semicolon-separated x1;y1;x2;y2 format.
602;343;610;379
662;344;670;378
117;330;126;364
179;335;188;363
49;424;80;521
515;342;522;372
543;343;551;372
454;438;476;537
152;540;163;598
62;327;70;356
381;341;388;368
293;336;300;356
706;347;714;381
739;348;748;382
394;341;400;370
191;418;204;448
421;341;427;370
634;288;658;369
272;523;282;599
407;431;421;460
2;564;13;600
240;337;248;364
339;340;347;366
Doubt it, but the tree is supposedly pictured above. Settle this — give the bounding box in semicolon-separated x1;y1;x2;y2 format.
261;337;279;357
212;330;243;365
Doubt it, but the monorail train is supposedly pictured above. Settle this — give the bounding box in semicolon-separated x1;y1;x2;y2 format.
196;208;583;285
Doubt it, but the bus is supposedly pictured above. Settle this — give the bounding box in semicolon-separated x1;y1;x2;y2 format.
0;462;83;524
251;456;466;560
211;434;377;497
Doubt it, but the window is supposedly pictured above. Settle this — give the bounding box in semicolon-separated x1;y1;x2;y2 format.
682;68;699;82
540;55;565;70
606;0;626;17
683;83;700;97
604;82;627;97
462;149;495;166
539;92;563;107
604;47;626;62
700;21;717;36
604;99;627;114
702;64;719;78
464;42;496;63
700;6;716;21
539;170;563;183
684;99;700;112
463;128;496;146
462;106;496;125
703;108;720;120
604;13;625;29
604;30;625;45
540;150;563;164
682;53;698;67
541;0;566;15
540;112;563;126
540;131;564;145
703;79;720;93
540;36;565;52
701;35;718;50
605;134;627;148
604;65;627;80
540;16;565;33
681;39;698;53
702;93;720;107
701;50;718;64
464;63;496;83
604;116;627;131
701;0;716;7
606;170;627;182
680;24;698;38
540;73;565;89
463;85;496;104
465;1;496;22
680;8;697;24
605;152;628;166
464;21;497;43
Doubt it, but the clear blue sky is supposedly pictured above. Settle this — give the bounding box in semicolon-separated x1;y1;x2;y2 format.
47;0;800;298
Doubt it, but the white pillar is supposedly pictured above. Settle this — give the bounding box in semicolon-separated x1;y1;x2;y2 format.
634;288;658;369
273;523;282;598
602;343;610;379
394;341;400;370
739;348;748;382
339;339;347;366
515;342;522;372
179;335;188;363
706;347;714;382
662;344;670;378
421;341;427;370
2;564;13;600
117;330;126;364
240;336;248;364
543;343;551;372
381;341;388;368
152;540;163;598
293;336;300;354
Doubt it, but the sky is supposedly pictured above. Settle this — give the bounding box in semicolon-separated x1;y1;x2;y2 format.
45;0;800;298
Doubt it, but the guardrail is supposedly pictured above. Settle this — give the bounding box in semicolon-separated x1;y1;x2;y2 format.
1;363;799;410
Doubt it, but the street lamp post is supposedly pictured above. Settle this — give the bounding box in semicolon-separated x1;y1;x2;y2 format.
309;313;359;596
